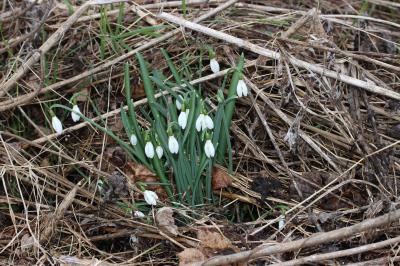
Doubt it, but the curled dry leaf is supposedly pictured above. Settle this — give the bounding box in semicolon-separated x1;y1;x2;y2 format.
125;161;156;182
197;228;231;250
98;147;127;172
105;171;129;200
20;234;34;253
212;167;232;190
125;161;168;200
178;248;205;266
99;147;167;200
156;207;179;236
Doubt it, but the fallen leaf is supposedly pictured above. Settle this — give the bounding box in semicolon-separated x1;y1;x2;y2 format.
103;171;129;201
98;147;126;172
388;124;400;138
99;147;167;200
132;83;145;99
156;207;178;236
178;248;205;266
289;171;334;201
125;161;168;200
20;234;34;253
197;229;231;250
125;161;156;181
212;167;232;190
75;88;89;102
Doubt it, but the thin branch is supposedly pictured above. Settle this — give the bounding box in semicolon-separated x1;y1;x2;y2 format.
0;0;239;111
0;2;92;98
158;12;400;100
270;235;400;266
194;208;400;266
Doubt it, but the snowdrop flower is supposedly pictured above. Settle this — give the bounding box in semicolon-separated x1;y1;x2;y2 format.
210;58;220;73
51;115;63;134
134;210;145;218
156;146;163;159
195;113;205;132
130;134;138;146
145;141;155;158
203;114;214;130
178;110;188;129
71;104;81;122
236;79;248;97
195;113;214;132
168;135;179;154
144;190;158;206
204;139;215;158
176;95;184;110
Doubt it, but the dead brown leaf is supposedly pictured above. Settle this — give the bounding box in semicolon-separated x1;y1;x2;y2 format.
156;207;179;236
75;88;89;102
125;161;167;200
20;234;34;253
178;248;205;266
212;167;232;190
125;161;156;181
197;228;231;250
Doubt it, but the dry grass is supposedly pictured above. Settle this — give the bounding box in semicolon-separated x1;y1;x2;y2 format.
1;0;400;265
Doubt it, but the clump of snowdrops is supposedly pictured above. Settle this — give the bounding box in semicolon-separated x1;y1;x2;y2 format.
51;49;247;206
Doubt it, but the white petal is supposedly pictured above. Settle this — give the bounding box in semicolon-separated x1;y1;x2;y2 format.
237;80;244;98
71;105;81;122
134;211;145;218
195;114;204;132
168;136;179;154
145;142;155;158
156;146;163;159
203;115;214;130
130;134;138;146
176;95;183;110
240;80;248;96
210;58;220;73
52;116;63;134
205;140;215;158
144;190;158;206
178;111;187;129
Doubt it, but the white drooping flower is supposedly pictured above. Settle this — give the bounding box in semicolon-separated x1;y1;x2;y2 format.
210;58;220;73
204;139;215;158
203;114;214;130
176;95;184;110
134;210;145;218
51;116;63;134
145;142;155;158
178;110;188;129
236;79;248;97
130;134;138;146
196;113;214;132
71;104;81;122
156;146;163;159
168;135;179;154
143;190;158;206
195;113;205;132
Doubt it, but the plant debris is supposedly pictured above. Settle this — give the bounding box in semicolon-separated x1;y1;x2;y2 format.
1;0;400;265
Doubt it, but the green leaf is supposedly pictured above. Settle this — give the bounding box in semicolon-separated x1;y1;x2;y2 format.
216;54;244;162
